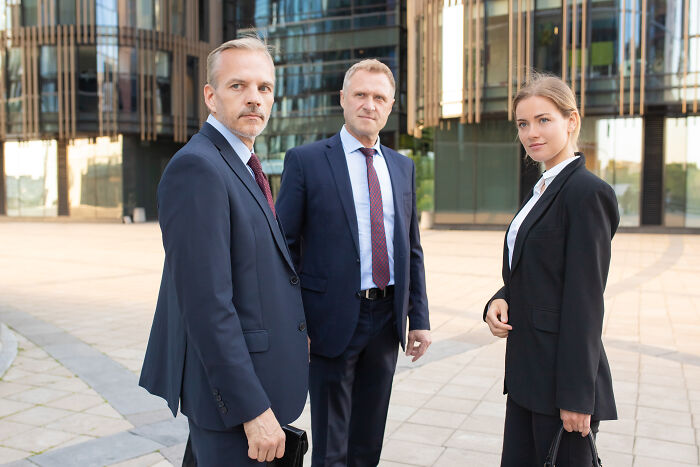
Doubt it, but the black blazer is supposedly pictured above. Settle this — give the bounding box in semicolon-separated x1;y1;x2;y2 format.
484;155;619;421
139;123;309;432
276;133;430;358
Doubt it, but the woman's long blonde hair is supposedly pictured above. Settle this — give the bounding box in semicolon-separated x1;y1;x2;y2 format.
513;72;581;151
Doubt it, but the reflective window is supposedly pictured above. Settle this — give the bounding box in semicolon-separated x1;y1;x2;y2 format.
117;47;137;113
78;47;98;114
137;0;154;29
40;46;58;114
96;0;118;27
155;51;171;116
186;56;198;119
6;48;23;118
171;0;185;35
533;1;562;76
22;0;38;26
67;136;123;219
58;0;76;24
579;117;642;227
4;140;58;217
664;117;700;227
484;0;509;87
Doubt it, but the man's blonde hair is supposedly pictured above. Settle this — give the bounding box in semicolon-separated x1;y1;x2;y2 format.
342;59;396;94
206;35;275;88
513;72;581;150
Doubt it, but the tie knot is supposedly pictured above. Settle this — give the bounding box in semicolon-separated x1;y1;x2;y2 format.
359;147;376;158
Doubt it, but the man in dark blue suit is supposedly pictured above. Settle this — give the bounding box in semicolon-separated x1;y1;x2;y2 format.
139;37;309;466
276;59;431;467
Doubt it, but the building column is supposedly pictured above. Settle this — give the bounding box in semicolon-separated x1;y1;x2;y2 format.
57;139;69;216
641;115;664;226
0;143;5;215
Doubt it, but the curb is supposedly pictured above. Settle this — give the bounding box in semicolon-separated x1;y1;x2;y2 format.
0;322;18;378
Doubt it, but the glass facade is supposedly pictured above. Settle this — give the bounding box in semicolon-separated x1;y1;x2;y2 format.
4;140;58;217
67;137;123;219
235;0;405;172
664;117;700;227
579;117;643;227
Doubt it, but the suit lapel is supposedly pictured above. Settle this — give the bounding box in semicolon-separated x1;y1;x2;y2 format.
199;123;295;272
325;134;361;256
509;156;584;276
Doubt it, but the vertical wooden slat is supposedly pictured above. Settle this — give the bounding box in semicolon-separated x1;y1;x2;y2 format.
629;0;636;115
581;0;587;116
21;28;27;138
571;0;577;94
619;0;626;116
475;0;481;123
70;24;76;138
508;0;513;119
139;39;145;141
98;46;104;136
57;26;64;139
639;0;646;114
695;0;700;113
461;0;468;123
562;0;567;84
682;0;688;113
0;31;6;141
516;0;522;92
467;0;473;123
526;0;531;82
407;0;416;136
32;27;39;136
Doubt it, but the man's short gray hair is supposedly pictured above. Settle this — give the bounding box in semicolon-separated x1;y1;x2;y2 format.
207;35;275;88
342;59;396;94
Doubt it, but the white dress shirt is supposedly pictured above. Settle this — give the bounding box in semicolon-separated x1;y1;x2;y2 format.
340;125;395;290
507;156;579;268
206;114;255;179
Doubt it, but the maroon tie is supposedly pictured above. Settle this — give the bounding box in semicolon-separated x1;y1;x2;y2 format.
247;153;276;216
359;147;390;290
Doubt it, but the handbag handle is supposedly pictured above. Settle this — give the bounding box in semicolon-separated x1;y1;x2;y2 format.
544;425;602;467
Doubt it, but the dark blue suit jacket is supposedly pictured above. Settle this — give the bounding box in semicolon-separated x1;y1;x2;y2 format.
139;123;309;431
276;133;429;358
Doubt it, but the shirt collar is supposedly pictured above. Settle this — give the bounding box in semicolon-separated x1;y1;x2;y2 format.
533;155;580;196
207;114;252;165
340;125;384;158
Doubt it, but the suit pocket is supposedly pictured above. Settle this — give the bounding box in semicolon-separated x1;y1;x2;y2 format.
243;330;269;353
300;273;327;292
532;307;560;334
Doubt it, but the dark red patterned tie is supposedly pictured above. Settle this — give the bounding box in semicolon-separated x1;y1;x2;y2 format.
247;153;276;216
359;147;390;290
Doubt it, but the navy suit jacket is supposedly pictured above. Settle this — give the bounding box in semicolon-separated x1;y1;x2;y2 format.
484;156;618;420
276;133;429;358
139;123;309;431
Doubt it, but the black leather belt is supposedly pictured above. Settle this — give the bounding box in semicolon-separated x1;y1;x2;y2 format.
357;285;394;300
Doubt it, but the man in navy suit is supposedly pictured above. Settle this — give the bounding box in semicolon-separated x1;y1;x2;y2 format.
139;37;309;466
276;59;431;467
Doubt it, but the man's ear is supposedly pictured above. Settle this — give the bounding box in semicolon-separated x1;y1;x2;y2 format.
339;90;345;110
203;84;216;114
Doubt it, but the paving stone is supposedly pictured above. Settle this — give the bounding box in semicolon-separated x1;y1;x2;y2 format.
408;408;467;429
380;439;444;466
0;445;32;463
2;426;77;454
45;393;104;412
0;398;33;418
6;387;71;405
389;422;455;446
432;447;501;467
633;437;698;464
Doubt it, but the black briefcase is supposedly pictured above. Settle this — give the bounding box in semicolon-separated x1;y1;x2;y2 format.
269;425;308;467
544;424;602;467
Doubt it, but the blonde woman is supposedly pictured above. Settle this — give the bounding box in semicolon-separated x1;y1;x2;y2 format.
484;74;618;466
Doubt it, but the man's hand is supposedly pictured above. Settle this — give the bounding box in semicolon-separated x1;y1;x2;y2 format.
560;409;591;437
406;329;432;362
243;408;286;462
485;299;512;338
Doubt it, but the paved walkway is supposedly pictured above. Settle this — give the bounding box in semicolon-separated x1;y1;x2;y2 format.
0;222;699;466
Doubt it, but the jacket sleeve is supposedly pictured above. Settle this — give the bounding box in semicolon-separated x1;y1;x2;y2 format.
275;149;306;271
555;185;619;414
158;153;270;428
407;160;430;331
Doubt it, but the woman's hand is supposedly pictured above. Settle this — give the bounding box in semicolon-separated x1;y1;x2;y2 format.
560;409;591;437
485;299;512;338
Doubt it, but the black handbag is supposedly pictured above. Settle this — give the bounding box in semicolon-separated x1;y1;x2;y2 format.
269;425;308;467
544;425;602;467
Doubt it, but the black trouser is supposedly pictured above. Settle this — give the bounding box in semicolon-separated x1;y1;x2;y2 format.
309;296;399;467
501;396;600;467
186;418;266;467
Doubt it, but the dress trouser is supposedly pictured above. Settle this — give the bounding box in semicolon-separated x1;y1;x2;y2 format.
309;295;399;467
500;396;600;467
186;418;266;467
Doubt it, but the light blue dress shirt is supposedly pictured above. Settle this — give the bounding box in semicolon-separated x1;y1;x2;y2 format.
340;125;395;290
206;114;255;179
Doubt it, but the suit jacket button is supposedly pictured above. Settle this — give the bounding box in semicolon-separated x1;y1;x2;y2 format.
220;407;228;414
298;322;306;332
216;395;222;401
218;401;225;408
290;276;299;285
212;388;219;395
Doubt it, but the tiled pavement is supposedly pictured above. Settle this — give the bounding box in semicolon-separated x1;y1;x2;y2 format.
0;222;699;466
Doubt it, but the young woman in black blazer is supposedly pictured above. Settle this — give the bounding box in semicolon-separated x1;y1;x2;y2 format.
484;74;619;466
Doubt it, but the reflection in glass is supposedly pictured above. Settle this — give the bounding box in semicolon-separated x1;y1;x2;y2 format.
4;140;58;217
40;46;58;114
664;117;700;227
441;1;464;117
22;0;38;26
579;117;642;227
78;47;98;113
67;136;123;219
7;48;23;116
155;52;171;116
96;0;118;27
118;47;137;113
